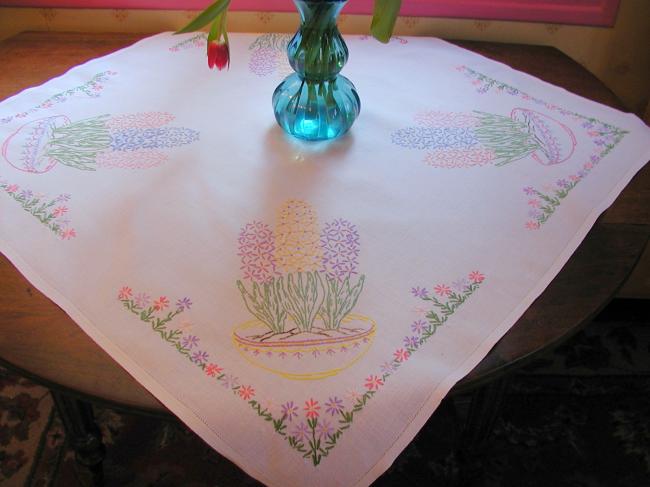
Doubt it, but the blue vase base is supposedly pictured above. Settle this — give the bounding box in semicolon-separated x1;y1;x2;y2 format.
272;74;361;141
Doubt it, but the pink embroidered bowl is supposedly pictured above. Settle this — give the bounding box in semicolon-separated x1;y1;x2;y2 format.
510;108;576;165
232;313;376;380
2;115;70;173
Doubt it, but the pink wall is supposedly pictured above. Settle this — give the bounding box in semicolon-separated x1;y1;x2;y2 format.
0;0;621;27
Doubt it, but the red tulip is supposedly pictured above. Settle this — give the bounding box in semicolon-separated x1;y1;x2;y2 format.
207;41;229;71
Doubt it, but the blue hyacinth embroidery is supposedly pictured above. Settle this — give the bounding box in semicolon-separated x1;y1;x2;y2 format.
2;112;200;173
392;110;576;168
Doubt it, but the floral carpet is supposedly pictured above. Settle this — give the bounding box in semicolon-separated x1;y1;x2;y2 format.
1;300;648;487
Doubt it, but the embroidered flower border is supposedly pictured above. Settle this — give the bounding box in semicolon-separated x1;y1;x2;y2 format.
118;271;484;466
0;71;118;126
456;65;628;229
0;180;76;239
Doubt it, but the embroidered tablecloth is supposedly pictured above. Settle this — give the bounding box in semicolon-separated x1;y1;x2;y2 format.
1;32;649;486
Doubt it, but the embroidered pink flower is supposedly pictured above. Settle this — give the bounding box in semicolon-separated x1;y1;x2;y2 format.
134;292;150;308
434;284;451;297
205;363;223;377
5;184;19;193
469;271;485;283
394;348;410;362
525;221;541;230
118;286;132;300
365;375;384;391
281;401;299;422
528;199;541;208
304;399;320;419
153;296;169;311
52;206;68;217
238;385;255;400
60;228;76;240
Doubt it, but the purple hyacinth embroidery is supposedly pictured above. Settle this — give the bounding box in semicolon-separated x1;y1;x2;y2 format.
319;219;365;330
236;221;286;334
320;218;360;282
238;221;278;284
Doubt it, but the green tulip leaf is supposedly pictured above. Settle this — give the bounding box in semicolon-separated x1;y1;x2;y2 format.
175;0;231;34
370;0;402;43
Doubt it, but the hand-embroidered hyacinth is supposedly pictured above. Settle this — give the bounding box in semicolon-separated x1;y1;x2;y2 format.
0;180;76;239
118;272;484;466
248;34;292;77
238;221;278;284
2;112;199;173
392;109;576;168
234;200;369;380
455;65;629;229
0;71;118;126
320;218;360;282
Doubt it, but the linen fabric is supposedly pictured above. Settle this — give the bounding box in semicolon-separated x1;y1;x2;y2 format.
1;33;649;486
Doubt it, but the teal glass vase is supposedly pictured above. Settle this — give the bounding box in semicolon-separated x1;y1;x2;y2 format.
272;0;361;141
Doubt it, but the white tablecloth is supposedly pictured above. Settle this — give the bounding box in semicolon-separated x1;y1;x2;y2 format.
1;33;649;486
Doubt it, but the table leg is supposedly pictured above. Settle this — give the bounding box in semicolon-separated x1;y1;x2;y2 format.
455;377;510;485
50;391;106;487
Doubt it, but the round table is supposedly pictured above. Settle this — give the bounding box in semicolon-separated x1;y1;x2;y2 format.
0;31;648;485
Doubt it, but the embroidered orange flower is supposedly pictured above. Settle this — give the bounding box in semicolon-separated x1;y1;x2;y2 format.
238;385;255;400
304;399;320;419
118;286;132;300
153;296;169;311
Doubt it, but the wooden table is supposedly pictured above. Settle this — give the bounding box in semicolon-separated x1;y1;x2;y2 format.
0;31;648;485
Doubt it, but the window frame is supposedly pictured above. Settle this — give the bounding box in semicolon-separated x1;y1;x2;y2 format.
0;0;621;27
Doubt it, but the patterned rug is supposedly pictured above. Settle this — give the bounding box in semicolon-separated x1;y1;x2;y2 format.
1;300;648;487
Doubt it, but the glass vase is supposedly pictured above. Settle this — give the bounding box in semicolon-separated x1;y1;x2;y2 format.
272;0;361;141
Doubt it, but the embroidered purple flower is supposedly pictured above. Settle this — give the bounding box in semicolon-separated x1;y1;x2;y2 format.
219;374;239;389
182;335;200;349
133;292;151;308
403;336;419;349
320;218;360;282
380;361;396;374
191;350;208;364
523;186;535;196
18;189;33;199
411;286;429;299
282;401;299;421
316;420;335;439
451;278;469;293
292;423;310;443
325;397;344;416
238;221;278;284
176;297;192;311
411;320;427;334
556;179;570;189
590;154;600;163
56;193;71;202
528;209;542;219
578;170;587;178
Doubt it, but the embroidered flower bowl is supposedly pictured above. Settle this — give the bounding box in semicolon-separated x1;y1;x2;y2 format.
232;313;376;380
2;115;70;173
511;108;576;165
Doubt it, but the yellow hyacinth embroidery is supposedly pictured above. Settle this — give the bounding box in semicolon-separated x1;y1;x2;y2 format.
275;199;322;273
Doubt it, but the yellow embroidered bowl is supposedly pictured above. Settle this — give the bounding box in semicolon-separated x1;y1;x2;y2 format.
232;313;376;380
